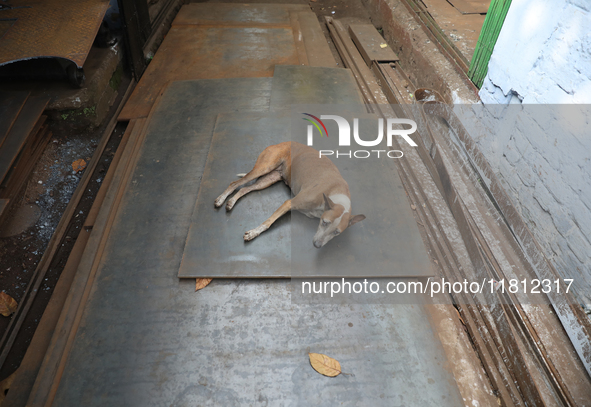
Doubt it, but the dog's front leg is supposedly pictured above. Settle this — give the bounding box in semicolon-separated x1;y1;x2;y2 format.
244;199;292;241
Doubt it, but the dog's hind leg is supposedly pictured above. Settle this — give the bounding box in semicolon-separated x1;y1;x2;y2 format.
214;142;289;208
244;199;291;241
226;170;282;211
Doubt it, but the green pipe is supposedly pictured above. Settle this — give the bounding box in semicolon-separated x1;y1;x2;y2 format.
468;0;513;88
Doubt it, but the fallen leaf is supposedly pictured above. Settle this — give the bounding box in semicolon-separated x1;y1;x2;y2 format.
410;204;416;210
0;292;17;317
195;278;212;291
72;159;87;173
380;43;388;48
309;353;342;377
454;307;465;325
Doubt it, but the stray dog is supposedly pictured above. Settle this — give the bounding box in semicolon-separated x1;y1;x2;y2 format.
214;141;365;248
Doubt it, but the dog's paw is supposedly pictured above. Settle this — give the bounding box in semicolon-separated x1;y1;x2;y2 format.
244;225;267;241
214;195;226;208
226;199;236;211
243;229;259;241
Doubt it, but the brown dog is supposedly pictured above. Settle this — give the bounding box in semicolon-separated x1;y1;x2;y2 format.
214;141;365;247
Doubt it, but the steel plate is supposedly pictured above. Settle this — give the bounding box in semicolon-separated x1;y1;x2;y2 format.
0;0;109;68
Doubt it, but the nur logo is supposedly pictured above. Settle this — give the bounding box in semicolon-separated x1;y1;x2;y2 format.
302;113;329;139
302;113;417;159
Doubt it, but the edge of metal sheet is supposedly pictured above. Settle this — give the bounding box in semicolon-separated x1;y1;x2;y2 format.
348;23;399;66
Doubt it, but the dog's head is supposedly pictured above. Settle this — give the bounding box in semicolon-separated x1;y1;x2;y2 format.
313;194;365;248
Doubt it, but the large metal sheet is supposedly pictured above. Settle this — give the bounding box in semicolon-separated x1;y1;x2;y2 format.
50;76;462;405
173;3;309;26
179;112;292;278
119;26;300;121
270;65;365;108
289;113;433;278
100;76;274;277
179;113;433;278
178;65;367;278
0;0;109;68
54;280;464;406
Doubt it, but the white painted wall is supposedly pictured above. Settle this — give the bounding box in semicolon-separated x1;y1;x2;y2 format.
480;0;591;104
475;0;591;308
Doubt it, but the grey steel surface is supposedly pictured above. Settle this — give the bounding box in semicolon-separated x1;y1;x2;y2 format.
270;65;365;108
52;69;459;404
119;25;299;120
54;277;464;406
290;115;433;278
178;66;432;278
178;111;433;278
179;112;293;278
173;3;309;26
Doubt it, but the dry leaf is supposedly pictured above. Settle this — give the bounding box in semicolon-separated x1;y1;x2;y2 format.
380;43;388;48
0;292;17;317
309;353;342;377
454;307;465;325
72;159;87;172
195;278;212;291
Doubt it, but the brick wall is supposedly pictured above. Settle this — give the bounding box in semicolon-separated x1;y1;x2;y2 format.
476;0;591;307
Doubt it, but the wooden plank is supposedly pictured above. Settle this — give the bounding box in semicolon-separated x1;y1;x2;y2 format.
348;23;399;66
118;26;299;121
0;90;29;148
0;96;49;183
296;11;337;67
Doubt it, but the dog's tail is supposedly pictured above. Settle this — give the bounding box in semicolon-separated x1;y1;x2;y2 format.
236;173;247;178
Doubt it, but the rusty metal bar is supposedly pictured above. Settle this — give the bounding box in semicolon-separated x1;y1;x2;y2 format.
325;18;527;406
324;17;591;405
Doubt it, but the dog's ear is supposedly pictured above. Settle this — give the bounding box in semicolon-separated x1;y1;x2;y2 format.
323;193;335;211
348;214;366;227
